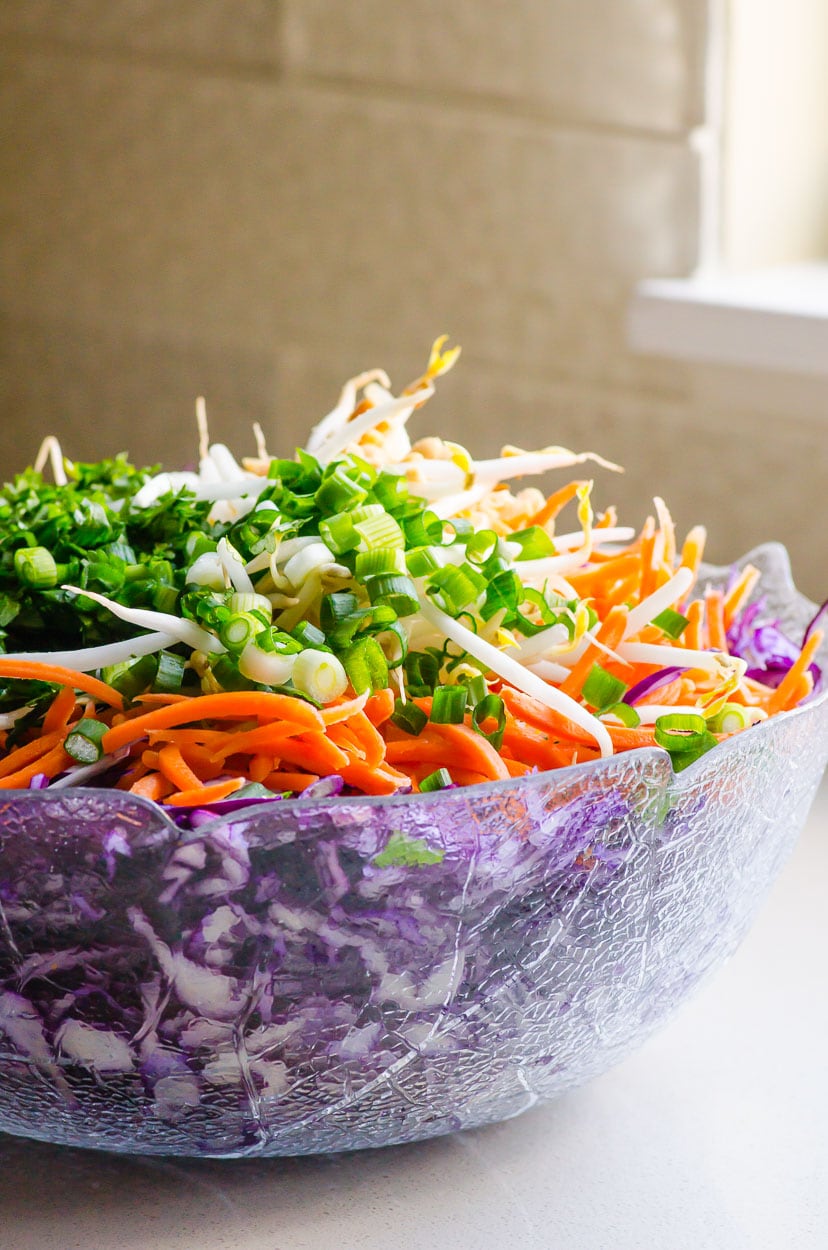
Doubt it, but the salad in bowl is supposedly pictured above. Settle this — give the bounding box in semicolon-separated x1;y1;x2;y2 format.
0;340;825;1156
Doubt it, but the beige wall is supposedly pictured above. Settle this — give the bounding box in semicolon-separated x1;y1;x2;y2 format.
0;2;824;597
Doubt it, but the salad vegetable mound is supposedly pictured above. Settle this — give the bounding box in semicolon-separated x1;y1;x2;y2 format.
0;340;822;816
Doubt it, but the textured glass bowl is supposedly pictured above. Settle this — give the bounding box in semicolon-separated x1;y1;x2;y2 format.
1;544;826;1158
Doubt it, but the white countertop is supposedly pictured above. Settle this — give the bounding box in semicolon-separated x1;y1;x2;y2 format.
2;784;827;1250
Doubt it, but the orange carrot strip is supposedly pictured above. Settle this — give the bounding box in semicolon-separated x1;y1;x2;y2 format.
684;599;705;650
386;723;510;780
177;743;224;781
440;767;491;787
723;565;761;629
569;555;640;592
364;688;395;727
346;712;386;769
249;754;273;784
328;723;366;760
270;732;350;773
130;772;174;801
559;605;629;699
133;693;192;706
767;630;823;715
0;660;123;710
42;686;77;734
0;730;63;779
338;759;410;795
263;770;320;793
0;743;72;789
320;693;370;726
679;526;707;581
530;480;586;529
157;743;204;793
637;519;657;599
103;691;324;754
502;757;533;777
208;722;318;762
501;687;656;751
147;728;235;747
164;778;245;807
704;589;727;651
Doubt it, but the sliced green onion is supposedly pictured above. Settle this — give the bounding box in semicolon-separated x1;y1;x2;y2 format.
601;701;641;728
419;768;453;792
654;712;717;769
151;585;179;615
292;648;348;704
471;693;506;751
315;464;368;514
707;703;753;733
184;533;217;562
291;620;328;650
14;546;58;589
341;636;388;695
375;618;409;668
391;698;428;735
100;653;158;701
509;526;556;560
152;650;186;694
427;564;486;615
319;511;359;554
480;569;523;621
228;592;273;621
320;591;360;632
64;717;108;764
259;627;304;655
465;529;499;565
354;511;405;551
581;664;629;713
371;471;408;513
460;673;488;707
355;548;407;578
403;509;442;548
404;649;441;696
219;612;267;653
652;608;690;640
367;573;420;617
430;685;467;724
405;545;445;577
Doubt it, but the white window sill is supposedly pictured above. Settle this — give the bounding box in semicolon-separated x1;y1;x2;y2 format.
627;263;828;377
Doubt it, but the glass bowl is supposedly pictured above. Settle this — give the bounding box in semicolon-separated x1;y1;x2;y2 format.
1;544;826;1158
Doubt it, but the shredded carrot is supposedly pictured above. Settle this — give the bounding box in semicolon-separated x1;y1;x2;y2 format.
263;770;320;792
723;565;761;629
164;777;245;807
364;688;395;727
0;660;123;710
767;630;823;715
157;743;204;793
0;743;72;789
386;723;511;781
103;691;324;754
559;605;629;699
130;773;174;801
0;730;63;780
42;686;77;734
684;599;705;650
321;693;370;725
704;589;728;652
530;480;586;529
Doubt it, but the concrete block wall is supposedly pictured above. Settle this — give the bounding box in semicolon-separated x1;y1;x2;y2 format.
0;3;823;596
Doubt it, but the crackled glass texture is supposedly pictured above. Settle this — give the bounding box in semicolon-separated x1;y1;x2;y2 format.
1;545;827;1157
